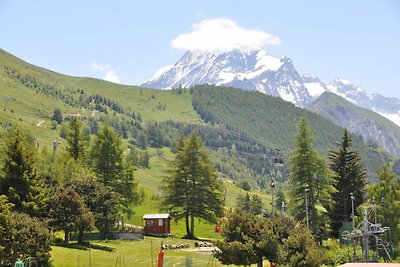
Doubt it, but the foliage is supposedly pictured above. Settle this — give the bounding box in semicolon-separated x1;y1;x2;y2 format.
237;193;263;215
162;133;225;238
70;180;119;241
89;124;123;186
328;129;367;236
368;165;400;252
288;117;335;240
89;124;143;216
48;186;92;245
279;222;324;267
0;127;43;215
126;146;150;169
0;204;52;266
215;209;323;267
66;116;85;161
51;107;63;124
191;84;388;180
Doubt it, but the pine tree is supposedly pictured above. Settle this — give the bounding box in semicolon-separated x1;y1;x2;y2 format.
288;117;335;240
90;124;123;186
328;129;366;236
89;124;142;216
0;127;41;214
162;132;224;238
51;108;63;124
237;193;263;215
66;116;85;161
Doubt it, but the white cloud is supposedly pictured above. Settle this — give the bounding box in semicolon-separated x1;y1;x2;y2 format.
171;17;281;53
104;70;120;83
90;61;121;84
90;61;110;71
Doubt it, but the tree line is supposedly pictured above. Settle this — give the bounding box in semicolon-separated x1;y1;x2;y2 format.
0;117;143;265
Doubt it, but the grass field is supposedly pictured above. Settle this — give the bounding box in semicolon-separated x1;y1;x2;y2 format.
50;237;225;267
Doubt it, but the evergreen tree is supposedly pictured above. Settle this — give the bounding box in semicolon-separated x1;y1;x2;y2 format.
328;129;367;236
89;124;142;215
66;116;85;161
237;193;263;215
51;108;63;124
162;132;224;238
90;124;123;186
0;127;41;214
288;117;335;240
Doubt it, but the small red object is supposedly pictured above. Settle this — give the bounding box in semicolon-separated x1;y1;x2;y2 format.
158;250;164;267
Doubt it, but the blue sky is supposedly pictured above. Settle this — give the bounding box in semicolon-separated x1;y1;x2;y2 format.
1;0;399;98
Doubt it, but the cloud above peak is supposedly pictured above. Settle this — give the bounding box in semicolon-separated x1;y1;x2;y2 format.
171;18;281;53
90;61;120;84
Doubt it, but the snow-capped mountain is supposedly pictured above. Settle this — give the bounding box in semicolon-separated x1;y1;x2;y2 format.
143;48;400;126
304;77;400;126
142;49;312;107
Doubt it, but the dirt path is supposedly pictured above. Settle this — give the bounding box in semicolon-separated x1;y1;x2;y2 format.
36;120;45;127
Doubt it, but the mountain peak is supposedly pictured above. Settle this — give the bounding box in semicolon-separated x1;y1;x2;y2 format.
142;48;313;107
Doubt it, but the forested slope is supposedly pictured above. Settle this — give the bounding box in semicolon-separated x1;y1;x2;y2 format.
191;84;390;179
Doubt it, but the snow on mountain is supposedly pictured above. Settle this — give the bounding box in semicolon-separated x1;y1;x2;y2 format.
302;75;327;99
142;48;400;126
377;111;400;127
326;79;400;126
142;49;312;107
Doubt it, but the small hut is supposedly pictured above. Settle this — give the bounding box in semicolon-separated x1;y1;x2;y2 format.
143;214;171;236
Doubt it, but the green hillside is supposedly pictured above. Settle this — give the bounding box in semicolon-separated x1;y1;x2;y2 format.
309;91;400;157
0;48;199;145
0;48;273;215
191;84;390;179
0;48;390;187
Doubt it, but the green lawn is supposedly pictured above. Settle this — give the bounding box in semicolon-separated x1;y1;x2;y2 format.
50;237;225;267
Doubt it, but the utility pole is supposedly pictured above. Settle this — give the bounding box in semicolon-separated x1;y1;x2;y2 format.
372;197;377;224
305;184;309;230
362;207;369;262
371;197;379;261
350;193;356;261
270;178;276;217
53;140;60;161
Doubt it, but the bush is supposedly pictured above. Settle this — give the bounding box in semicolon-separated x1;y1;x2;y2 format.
0;212;52;266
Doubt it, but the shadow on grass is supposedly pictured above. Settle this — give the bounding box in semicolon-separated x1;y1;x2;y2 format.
182;235;213;242
54;242;115;252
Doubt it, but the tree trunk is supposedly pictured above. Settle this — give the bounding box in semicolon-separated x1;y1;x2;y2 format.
78;228;85;243
185;213;191;238
257;256;263;267
190;214;195;239
64;230;69;245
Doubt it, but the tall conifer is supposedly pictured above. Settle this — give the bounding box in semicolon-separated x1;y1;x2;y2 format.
162;132;224;238
328;129;366;236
